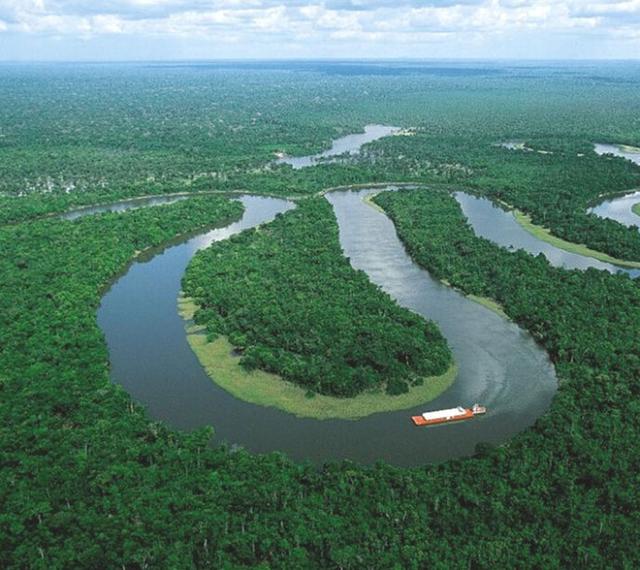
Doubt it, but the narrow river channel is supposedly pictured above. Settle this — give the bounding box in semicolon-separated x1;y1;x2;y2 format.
93;189;556;466
61;194;190;220
498;140;640;248
590;143;640;230
456;191;640;278
276;124;399;169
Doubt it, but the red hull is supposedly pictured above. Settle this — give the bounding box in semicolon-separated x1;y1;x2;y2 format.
411;409;474;426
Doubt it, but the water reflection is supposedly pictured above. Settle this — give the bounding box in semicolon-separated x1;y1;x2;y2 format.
456;191;640;279
499;140;529;151
589;191;640;229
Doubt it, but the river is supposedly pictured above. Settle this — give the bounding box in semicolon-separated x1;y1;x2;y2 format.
72;134;640;465
456;192;640;278
275;124;399;169
61;194;190;220
590;143;640;230
91;189;556;466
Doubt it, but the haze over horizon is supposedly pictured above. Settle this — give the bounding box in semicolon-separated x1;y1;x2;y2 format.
0;0;639;62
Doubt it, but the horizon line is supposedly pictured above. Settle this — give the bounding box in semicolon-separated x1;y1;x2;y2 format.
1;57;639;64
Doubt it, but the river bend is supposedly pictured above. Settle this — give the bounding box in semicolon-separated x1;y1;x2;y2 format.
95;190;556;466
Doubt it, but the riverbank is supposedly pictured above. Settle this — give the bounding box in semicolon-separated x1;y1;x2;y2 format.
178;294;457;420
512;208;640;269
465;294;509;319
366;183;640;270
618;144;640;154
364;191;511;319
362;190;386;213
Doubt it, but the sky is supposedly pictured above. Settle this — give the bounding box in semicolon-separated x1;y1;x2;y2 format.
0;0;639;61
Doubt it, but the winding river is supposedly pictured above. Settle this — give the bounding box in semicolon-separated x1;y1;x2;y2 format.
499;140;640;246
61;194;190;220
74;133;640;466
590;143;640;230
276;124;399;169
456;192;640;278
89;188;556;467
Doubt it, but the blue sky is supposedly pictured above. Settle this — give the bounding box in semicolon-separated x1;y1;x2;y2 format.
0;1;639;60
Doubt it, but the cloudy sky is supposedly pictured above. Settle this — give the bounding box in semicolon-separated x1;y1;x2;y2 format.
0;0;638;60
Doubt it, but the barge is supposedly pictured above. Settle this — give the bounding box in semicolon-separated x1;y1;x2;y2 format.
411;404;486;426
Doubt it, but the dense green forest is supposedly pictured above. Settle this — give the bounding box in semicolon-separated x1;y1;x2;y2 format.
0;196;243;386
2;62;640;262
2;62;640;568
182;198;451;397
3;186;639;567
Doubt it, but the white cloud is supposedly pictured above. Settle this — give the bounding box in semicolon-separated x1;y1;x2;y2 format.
0;1;638;57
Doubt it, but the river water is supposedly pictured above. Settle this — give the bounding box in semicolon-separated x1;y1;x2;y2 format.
276;124;399;169
59;132;640;466
93;189;556;466
75;134;640;466
61;194;190;220
590;143;640;230
455;192;640;278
